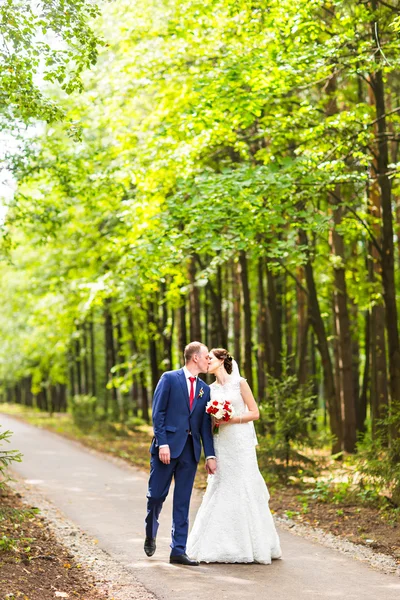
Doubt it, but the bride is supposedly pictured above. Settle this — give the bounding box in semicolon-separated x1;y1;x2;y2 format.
187;348;282;564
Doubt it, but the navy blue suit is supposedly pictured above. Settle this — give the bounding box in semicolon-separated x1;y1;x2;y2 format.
145;368;215;556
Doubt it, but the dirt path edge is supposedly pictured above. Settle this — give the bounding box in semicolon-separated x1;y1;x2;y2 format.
9;474;158;600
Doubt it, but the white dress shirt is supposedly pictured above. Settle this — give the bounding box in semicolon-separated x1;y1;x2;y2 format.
183;364;198;395
159;366;216;460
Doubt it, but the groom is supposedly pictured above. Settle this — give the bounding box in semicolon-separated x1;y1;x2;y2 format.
144;341;216;566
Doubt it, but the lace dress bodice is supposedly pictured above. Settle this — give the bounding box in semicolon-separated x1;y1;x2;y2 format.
210;378;258;450
211;378;247;412
187;378;281;564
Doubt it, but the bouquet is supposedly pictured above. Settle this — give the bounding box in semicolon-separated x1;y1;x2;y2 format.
206;399;235;434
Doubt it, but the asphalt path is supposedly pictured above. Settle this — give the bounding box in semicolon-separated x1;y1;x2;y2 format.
2;413;400;600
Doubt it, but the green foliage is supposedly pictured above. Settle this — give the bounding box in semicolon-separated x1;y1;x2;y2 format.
69;395;97;432
69;395;147;434
3;0;400;397
284;510;298;520
258;374;318;467
304;478;382;508
3;0;398;392
0;429;22;488
0;0;102;126
0;506;39;523
125;416;148;431
0;534;18;552
305;480;331;503
0;504;38;555
0;0;400;492
355;405;400;506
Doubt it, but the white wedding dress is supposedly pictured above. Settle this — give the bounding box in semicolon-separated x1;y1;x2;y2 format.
187;377;282;564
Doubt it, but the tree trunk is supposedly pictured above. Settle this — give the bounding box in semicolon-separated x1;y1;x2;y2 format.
396;195;400;268
203;286;209;357
68;351;76;400
104;302;117;416
350;296;360;426
125;308;139;416
141;371;150;423
297;316;310;387
6;388;12;405
358;310;370;434
148;301;159;394
370;301;389;439
284;276;295;375
369;8;400;442
42;386;49;412
178;296;187;360
15;383;21;405
332;298;342;427
217;265;228;348
49;385;57;416
116;316;127;421
59;383;67;412
239;251;253;388
266;266;283;378
330;198;357;453
82;322;89;395
298;228;342;454
207;283;218;349
188;255;201;341
325;68;356;452
366;75;389;440
257;258;268;402
223;264;230;341
310;331;319;431
232;260;242;368
24;376;33;407
75;335;82;395
296;265;308;384
89;315;96;398
161;281;173;371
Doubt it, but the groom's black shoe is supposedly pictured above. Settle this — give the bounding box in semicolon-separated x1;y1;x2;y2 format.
144;537;156;557
170;553;199;566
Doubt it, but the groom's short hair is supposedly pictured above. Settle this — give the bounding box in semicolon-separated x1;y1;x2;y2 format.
184;341;206;363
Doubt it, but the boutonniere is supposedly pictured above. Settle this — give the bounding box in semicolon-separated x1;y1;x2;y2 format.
198;387;204;398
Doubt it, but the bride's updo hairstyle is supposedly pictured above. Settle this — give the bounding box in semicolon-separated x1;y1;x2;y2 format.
211;348;233;375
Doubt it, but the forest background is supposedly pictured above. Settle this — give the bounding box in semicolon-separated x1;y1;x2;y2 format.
1;0;400;552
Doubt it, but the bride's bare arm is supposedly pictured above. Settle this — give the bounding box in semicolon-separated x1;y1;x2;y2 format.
219;380;259;425
227;380;258;424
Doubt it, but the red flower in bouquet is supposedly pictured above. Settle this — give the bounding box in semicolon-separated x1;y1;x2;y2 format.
206;399;235;434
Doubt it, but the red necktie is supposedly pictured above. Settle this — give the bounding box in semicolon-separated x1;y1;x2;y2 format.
189;377;196;410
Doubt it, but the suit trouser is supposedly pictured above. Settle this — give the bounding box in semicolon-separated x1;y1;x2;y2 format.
145;436;197;556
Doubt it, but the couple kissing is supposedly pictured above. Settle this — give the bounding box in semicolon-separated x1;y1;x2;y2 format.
144;341;281;565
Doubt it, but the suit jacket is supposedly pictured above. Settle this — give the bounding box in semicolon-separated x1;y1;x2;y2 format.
150;368;215;462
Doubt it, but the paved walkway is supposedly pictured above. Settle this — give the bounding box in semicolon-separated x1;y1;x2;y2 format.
2;414;400;600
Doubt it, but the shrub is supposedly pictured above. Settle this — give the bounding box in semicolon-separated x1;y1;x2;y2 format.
258;374;318;469
355;403;400;506
69;395;97;432
125;416;147;431
0;429;22;489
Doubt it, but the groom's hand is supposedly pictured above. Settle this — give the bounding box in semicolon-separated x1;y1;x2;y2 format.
206;458;217;475
159;446;171;464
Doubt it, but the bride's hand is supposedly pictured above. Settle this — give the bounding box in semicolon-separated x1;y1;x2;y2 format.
217;416;242;425
214;417;230;426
